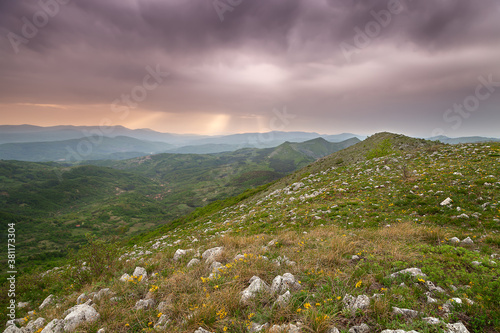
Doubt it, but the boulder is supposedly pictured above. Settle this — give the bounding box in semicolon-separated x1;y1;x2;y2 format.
423;317;441;325
343;294;370;313
269;324;300;333
440;198;453;206
389;268;427;279
392;307;419;319
132;267;148;282
17;302;30;309
249;322;269;333
63;304;100;332
133;299;155;310
194;328;213;333
461;237;474;245
349;323;370;333
445;322;470;333
202;247;224;264
271;274;300;294
173;249;192;261
240;277;270;304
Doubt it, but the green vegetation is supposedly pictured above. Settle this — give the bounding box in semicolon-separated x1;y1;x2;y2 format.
0;138;357;267
2;133;499;332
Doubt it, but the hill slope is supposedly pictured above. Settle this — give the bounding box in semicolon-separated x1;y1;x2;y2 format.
3;133;499;332
0;138;358;265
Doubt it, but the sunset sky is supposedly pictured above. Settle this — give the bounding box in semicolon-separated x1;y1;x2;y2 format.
1;0;499;137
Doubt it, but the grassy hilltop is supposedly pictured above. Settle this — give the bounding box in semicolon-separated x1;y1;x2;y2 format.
2;133;499;333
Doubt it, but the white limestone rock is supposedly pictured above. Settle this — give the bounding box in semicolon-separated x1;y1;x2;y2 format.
39;295;55;310
132;267;148;283
63;304;100;332
445;322;470;333
389;268;427;279
240;277;269;304
202;247;224;264
40;319;64;333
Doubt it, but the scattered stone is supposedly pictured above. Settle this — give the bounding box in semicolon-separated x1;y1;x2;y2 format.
202;247;224;264
17;302;30;309
267;239;278;247
381;330;419;333
39;295;55;310
326;328;340;333
194;328;213;333
119;273;130;282
423;317;441;325
392;306;419;319
187;258;200;267
94;288;113;302
132;267;148;282
425;281;445;293
457;214;470;219
449;237;460;244
426;294;437;303
63;304;100;332
389;268;427;279
352;255;360;260
97;329;105;333
269;323;300;333
173;249;192;261
440;198;453;206
271;273;301;294
445;322;470;333
471;261;481;266
133;299;155;310
349;323;370;333
461;237;474;245
249;322;269;333
241;277;270;304
343;294;370;313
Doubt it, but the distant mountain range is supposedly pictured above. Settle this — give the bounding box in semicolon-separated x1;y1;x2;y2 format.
428;135;500;144
0;125;365;162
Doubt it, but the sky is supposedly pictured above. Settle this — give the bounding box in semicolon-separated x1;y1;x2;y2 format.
1;0;500;137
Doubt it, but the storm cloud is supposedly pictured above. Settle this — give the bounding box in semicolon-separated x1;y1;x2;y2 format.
1;0;499;136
